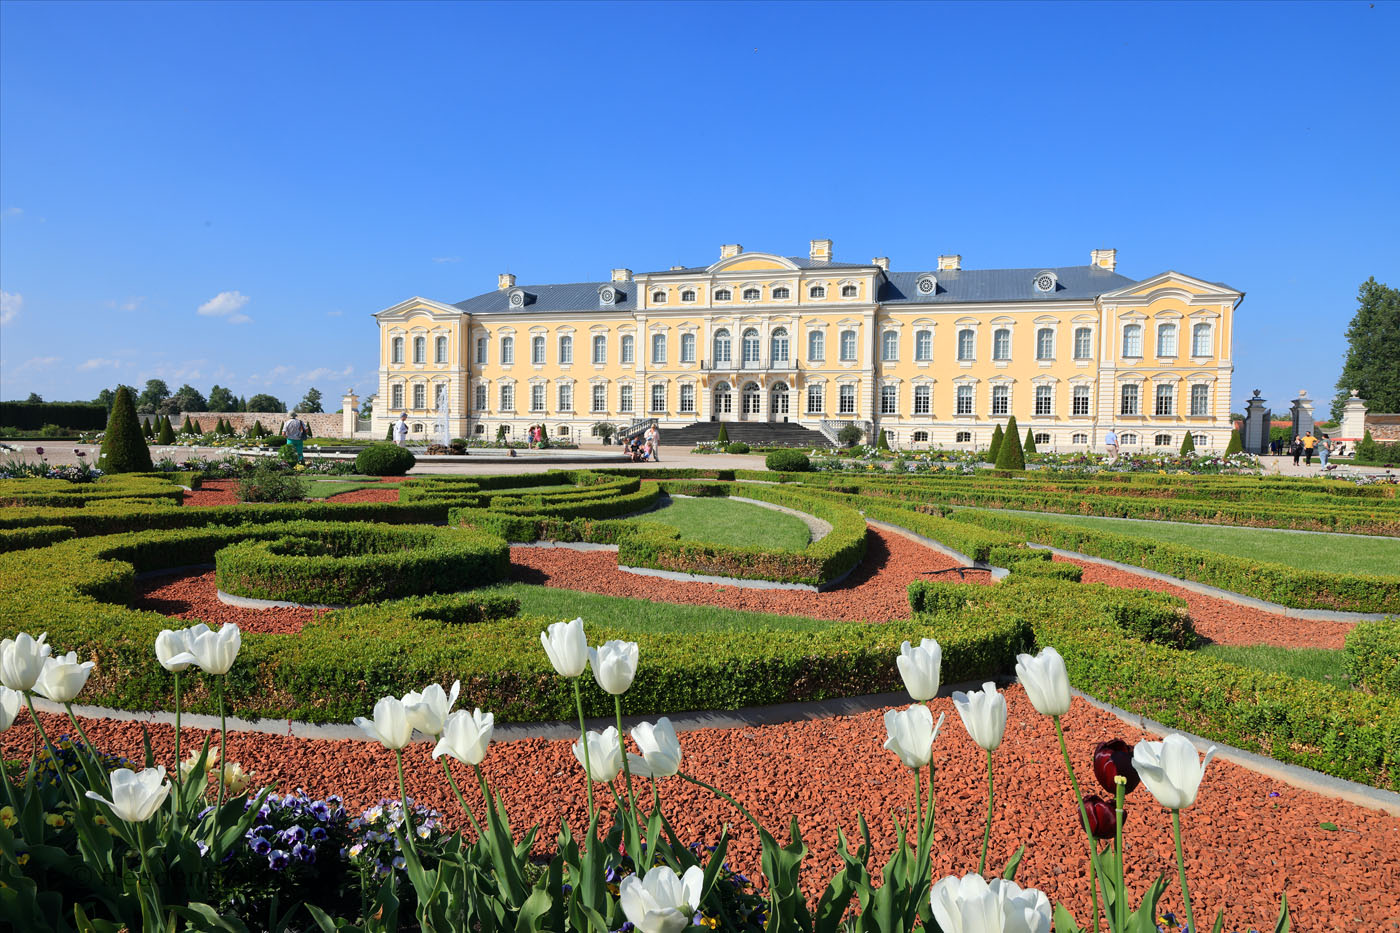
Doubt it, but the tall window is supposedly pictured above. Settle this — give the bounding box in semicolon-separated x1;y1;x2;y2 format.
881;330;899;362
558;383;573;411
993;328;1010;360
391;337;404;364
435;336;448;364
1036;328;1054;361
413;337;426;364
499;384;514;410
476;336;487;364
1122;324;1143;358
619;384;634;413
1192;323;1211;356
771;328;790;363
880;385;898;415
474;384;486;411
1034;385;1053;416
621;335;634;364
838;384;856;414
956;385;974;415
806;383;823;413
808;330;825;361
530;384;545;412
1156;324;1177;358
742;328;760;365
714;382;732;414
532;336;546;364
1072;385;1090;416
651;333;667;364
742;383;761;415
771;383;789;415
713;329;732;364
914;385;931;415
809;285;826;299
1120;384;1140;416
958;329;975;361
413;384;426;409
500;336;514;364
592;384;606;412
841;284;858;298
1074;327;1092;359
390;384;403;409
1155;383;1175;416
1190;384;1209;416
559;335;573;364
742;287;761;301
650;383;666;412
839;330;857;362
992;384;1009;416
679;384;696;413
915;330;932;361
593;335;607;364
680;333;696;363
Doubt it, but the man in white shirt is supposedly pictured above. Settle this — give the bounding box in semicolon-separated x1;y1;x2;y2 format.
280;412;309;462
647;422;660;462
393;413;409;447
1104;427;1119;463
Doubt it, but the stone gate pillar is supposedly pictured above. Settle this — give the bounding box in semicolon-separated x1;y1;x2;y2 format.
1339;389;1368;440
341;390;359;438
1290;390;1315;441
1242;390;1270;454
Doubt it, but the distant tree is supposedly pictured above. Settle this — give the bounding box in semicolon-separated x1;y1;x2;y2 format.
207;385;237;412
988;423;1005;462
246;393;285;413
995;416;1026;470
172;384;207;412
24;392;43;403
360;396;374;419
297;387;324;413
93;388;115;412
1333;278;1400;421
1022;427;1038;455
98;386;152;473
236;395;248;412
137;379;170;414
1179;433;1196;455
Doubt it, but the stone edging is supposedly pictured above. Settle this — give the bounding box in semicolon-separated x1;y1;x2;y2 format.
216;589;346;611
865;519;1010;581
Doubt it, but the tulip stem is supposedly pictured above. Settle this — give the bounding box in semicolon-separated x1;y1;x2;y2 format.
571;679;595;825
395;748;418;859
614;696;638;824
978;749;994;876
1171;809;1196;933
679;772;767;840
912;767;923;844
441;759;485;841
171;672;182;827
62;702;101;768
651;776;661;815
211;674;228;849
1054;716;1102;933
1115;778;1127;933
22;693;58;756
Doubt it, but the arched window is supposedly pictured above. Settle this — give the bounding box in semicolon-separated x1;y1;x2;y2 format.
992;385;1009;415
838;384;856;413
1036;328;1054;360
559;335;573;364
741;328;761;365
1122;324;1143;358
771;328;789;363
651;333;667;364
1034;432;1051;446
557;383;573;411
914;384;931;414
651;290;667;304
650;383;666;412
954;431;970;443
808;330;825;361
772;286;790;300
915;431;931;443
680;333;696;363
391;337;405;364
1192;433;1208;446
413;336;426;364
839;330;857;362
1072;433;1088;444
474;384;486;410
435;336;448;364
806;383;823;413
713;288;732;301
881;330;899;361
1034;385;1053;416
713;329;732;364
1192;323;1211;357
1120;433;1138;445
713;381;732;414
1157;324;1177;357
956;385;974;415
620;335;635;364
915;330;932;361
390;384;404;408
841;284;858;298
619;384;634;412
958;329;975;361
591;384;606;412
1155;383;1175;416
809;284;826;299
530;384;545;411
1155;433;1173;446
1074;327;1092;359
531;335;546;364
993;328;1011;360
742;382;761;415
500;336;514;364
771;382;789;415
592;335;607;364
681;290;696;303
742;287;761;301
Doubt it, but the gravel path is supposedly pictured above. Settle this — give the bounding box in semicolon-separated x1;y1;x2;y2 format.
7;690;1395;931
135;571;318;634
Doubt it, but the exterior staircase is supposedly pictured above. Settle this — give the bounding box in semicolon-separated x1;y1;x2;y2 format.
661;421;833;448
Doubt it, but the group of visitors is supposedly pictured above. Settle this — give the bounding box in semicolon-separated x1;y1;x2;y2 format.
621;422;661;463
1284;431;1335;468
526;425;548;448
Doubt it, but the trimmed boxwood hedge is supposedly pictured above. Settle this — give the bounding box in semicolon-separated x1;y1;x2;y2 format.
0;475;183;508
0;524;75;553
1345;619;1400;697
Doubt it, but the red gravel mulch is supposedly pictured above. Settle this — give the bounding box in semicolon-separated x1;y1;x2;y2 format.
182;479;239;507
324;486;399;503
135;571;319;634
8;689;1397;931
1055;556;1357;650
509;527;992;622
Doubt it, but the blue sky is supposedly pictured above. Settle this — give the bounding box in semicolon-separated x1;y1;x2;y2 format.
2;0;1397;415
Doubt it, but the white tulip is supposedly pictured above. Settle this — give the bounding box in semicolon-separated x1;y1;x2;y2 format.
897;638;942;701
952;681;1007;752
929;873;1051;933
541;618;589;678
0;686;21;732
1015;646;1071;717
402;680;460;737
1132;733;1217;810
433;708;494;766
572;726;623;782
155;629;196;673
590;640;639;695
84;766;172;823
0;632;52;692
186;623;241;675
221;761;253;796
882;705;946;770
628;717;682;778
618;864;705;933
33;651;95;704
354;696;414;750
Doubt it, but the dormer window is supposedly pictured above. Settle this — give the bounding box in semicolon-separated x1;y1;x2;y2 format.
681;289;696;302
841;284;858;298
809;285;826;299
772;286;790;300
651;290;667;304
742;287;761;301
714;288;732;301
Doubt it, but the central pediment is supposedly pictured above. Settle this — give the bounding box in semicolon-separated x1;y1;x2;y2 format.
707;252;800;274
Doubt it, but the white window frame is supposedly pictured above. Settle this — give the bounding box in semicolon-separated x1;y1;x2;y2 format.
1192;323;1212;357
679;383;696;413
592;384;607;412
1034;385;1053;416
651;290;668;304
1072;385;1091;416
993;328;1011;361
619;384;634;413
499;384;515;411
1122;324;1143;358
991;384;1009;416
741;287;761;301
771;328;790;363
558;383;573;411
1190;383;1210;416
1157;324;1177;358
1120;383;1140;416
413;336;426;364
621;335;635;364
880;384;898;415
435;336;449;364
593;335;607;364
474;384;487;411
391;337;405;364
772;286;790;300
1073;327;1092;360
559;335;573;365
680;333;696;363
390;384;404;409
958;329;976;361
809;284;826;299
713;288;732;302
914;384;931;415
839;329;857;362
956;385;974;415
500;336;514;365
1036;328;1054;361
531;336;546;365
713;329;732;364
808;330;825;361
838;384;856;414
806;383;824;414
742;328;761;365
1155;383;1175;416
915;329;932;361
413;384;426;409
530;384;546;412
650;383;666;412
651;333;667;364
476;336;488;364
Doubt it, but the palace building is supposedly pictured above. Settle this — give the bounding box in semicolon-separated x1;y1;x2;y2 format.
373;240;1240;451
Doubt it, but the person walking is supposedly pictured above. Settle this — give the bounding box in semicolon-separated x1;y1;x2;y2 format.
647;421;661;462
280;411;310;462
1290;435;1303;466
1318;433;1331;468
1103;427;1119;463
393;412;409;447
1303;430;1317;465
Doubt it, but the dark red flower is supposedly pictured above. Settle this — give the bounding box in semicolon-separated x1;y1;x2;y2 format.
1092;739;1140;795
1083;794;1120;839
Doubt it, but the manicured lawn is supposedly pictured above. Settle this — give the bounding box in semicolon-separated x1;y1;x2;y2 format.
635;495;811;551
1006;512;1400;577
1194;643;1352;687
303;479;399;499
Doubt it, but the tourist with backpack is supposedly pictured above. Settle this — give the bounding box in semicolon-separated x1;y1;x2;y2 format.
280;412;310;462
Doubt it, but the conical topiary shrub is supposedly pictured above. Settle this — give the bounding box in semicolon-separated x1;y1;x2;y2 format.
1224;428;1243;456
877;429;891;450
716;423;729;445
386;423;395;441
179;415;192;434
539;424;550;449
1179;432;1196;455
251;419;266;439
143;417;155;438
98;385;153;473
1023;428;1038;455
157;415;176;445
1358;428;1378;463
988;423;1004;462
995;416;1026;470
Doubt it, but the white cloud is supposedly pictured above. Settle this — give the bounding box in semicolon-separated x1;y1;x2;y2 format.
432;256;462;264
297;365;354;383
0;290;21;325
18;356;60;371
326;310;343;317
78;358;123;371
119;296;146;311
3;207;21;217
196;290;251;323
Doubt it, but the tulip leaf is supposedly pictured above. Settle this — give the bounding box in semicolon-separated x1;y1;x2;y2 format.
1001;843;1026;880
1053;902;1084;933
171;902;252;932
1275;891;1291;933
1319;821;1338;831
1212;908;1226;933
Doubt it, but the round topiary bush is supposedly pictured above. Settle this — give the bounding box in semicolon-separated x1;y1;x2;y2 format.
837;423;863;447
765;449;811;472
97;385;153;474
355;442;416;476
725;441;750;454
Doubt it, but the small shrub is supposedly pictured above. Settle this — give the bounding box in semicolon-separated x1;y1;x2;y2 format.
1346;619;1400;696
355;442;416;476
97;386;153;474
156;416;176;445
877;429;891;450
716;423;730;445
277;443;300;465
837;424;863;447
237;464;308;503
1022;428;1037;455
765;449;811;472
1357;429;1378;463
726;441;750;455
1180;432;1196;455
994;416;1026;470
988;423;1004;462
495;425;507;444
1224;428;1243;456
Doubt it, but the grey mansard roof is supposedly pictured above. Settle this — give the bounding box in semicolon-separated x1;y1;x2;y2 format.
449;263;1141;315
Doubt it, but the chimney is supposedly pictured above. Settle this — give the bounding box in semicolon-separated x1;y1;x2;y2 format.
937;254;961;271
809;238;833;262
720;244;743;259
872;257;889;271
611;268;632;283
1091;248;1117;272
497;273;516;290
670;265;685;271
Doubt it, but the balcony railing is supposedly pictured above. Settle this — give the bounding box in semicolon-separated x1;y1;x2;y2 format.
700;358;800;373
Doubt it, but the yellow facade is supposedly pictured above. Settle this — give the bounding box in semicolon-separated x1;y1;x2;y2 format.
373;243;1241;451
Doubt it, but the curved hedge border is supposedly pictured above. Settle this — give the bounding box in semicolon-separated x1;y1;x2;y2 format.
215;524;509;605
0;475;183;508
